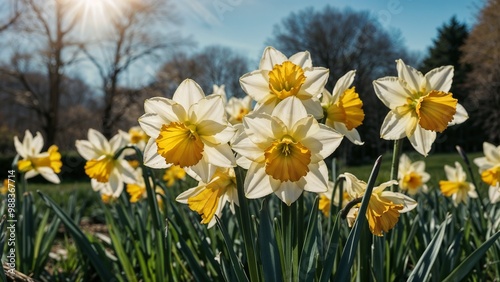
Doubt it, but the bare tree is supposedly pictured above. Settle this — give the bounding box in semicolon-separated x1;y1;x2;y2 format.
80;0;186;138
268;6;411;162
0;0;23;33
461;0;500;143
1;0;82;147
154;45;249;98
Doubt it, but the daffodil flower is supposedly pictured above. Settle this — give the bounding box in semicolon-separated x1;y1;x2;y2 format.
239;46;329;119
373;59;468;156
342;172;417;236
126;167;165;208
176;166;238;228
14;130;62;184
474;142;500;190
318;181;350;216
226;95;253;124
439;162;477;206
473;142;500;203
232;96;343;205
76;129;135;198
321;70;365;145
138;79;236;183
119;126;149;151
398;153;430;195
163;165;186;187
1;179;9;195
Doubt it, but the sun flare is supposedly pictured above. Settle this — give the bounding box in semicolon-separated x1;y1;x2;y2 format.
67;0;123;36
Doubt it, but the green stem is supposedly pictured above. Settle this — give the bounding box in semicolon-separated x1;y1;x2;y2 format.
234;166;260;282
281;201;297;281
390;139;404;191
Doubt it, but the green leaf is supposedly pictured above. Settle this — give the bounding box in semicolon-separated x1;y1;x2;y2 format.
319;214;341;282
215;216;249;282
298;197;320;281
37;191;115;281
407;215;451;282
334;155;383;281
442;230;500;282
259;199;283;282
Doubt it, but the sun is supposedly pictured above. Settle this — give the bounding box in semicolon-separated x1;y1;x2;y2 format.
67;0;124;37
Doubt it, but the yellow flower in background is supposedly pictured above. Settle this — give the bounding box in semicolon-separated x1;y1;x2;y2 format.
119;126;149;151
398;153;430;195
226;95;253;124
76;129;135;198
163;165;186;187
239;46;329;119
373;60;468;156
439;162;477;206
321;70;365;145
232;96;343;205
14;130;62;184
126;167;165;208
138;79;236;183
176;166;238;228
101;193;114;204
474;142;500;190
342;173;417;236
318;181;350;216
1;179;8;195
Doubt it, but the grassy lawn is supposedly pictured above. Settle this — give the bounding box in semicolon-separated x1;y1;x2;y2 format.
338;151;483;188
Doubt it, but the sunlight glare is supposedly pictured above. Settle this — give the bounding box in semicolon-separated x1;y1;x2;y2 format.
68;0;123;37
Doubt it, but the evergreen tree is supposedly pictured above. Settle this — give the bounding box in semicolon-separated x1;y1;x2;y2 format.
420;16;484;152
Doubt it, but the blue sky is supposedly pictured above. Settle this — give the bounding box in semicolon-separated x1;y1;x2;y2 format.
176;0;481;60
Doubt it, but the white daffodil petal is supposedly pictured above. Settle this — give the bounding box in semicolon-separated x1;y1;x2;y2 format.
32;132;44;155
331;70;356;102
289;51;312;69
14;136;26;159
449;103;468;126
291;116;319;141
239;70;272;103
189;95;226;126
373;77;412;109
408;126;436;156
75;140;98;160
274;181;304;206
176;185;206;204
341;173;366;198
232;132;265;162
24;169;39;179
425;65;454;92
88;129;110;153
172;79;205;111
380;111;409;140
302;162;329;193
488;186;500;204
396;59;424;92
272;97;308;129
302;124;343;160
301;68;329;96
259;46;287;70
138;113;164;139
236;154;252;169
143;138;168;169
242;113;276;146
301;98;324;119
190;157;217;183
485;142;500;163
381;191;417;212
38;167;60;184
203;144;236;168
333;122;364;145
244;163;274;199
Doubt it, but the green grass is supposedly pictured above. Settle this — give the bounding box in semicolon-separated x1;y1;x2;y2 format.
341;151;483;186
